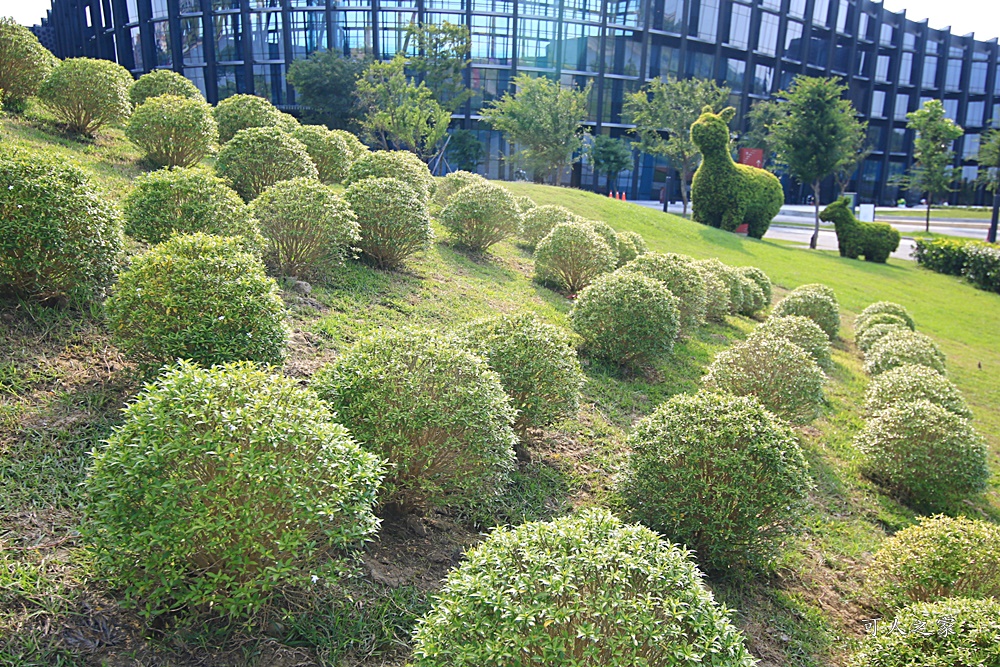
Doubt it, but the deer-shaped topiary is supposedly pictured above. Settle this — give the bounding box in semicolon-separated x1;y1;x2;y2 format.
690;106;784;239
820;197;900;263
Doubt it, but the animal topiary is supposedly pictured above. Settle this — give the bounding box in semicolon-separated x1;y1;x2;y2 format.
621;253;707;337
0;17;57;112
85;360;384;622
410;508;757;667
865;515;1000;610
690;107;783;239
848;598;1000;667
820;198;900;263
311;329;516;512
864;363;972;418
533;221;617;293
106;233;288;367
520;204;579;249
291;124;352;184
128;68;204;107
856;301;916;332
570;271;680;368
213;93;295;144
864;329;946;376
344;150;435;202
771;285;840;340
215;126;317;201
856;399;988;511
440;181;521;252
38;57;133;136
620;392;810;572
125;94;218;168
750;315;832;369
343;176;432;270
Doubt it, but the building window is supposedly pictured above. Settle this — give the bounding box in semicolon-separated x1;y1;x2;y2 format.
894;94;909;120
686;50;714;78
858;12;870;40
788;0;806;19
471;15;512;65
693;0;719;42
784;20;803;60
876;54;890;82
993;104;1000;128
152;0;169;19
963;134;980;160
966;100;984;127
130;25;143;70
833;37;849;72
879;23;893;46
756;12;778;55
663;0;684;33
925;39;939;55
724;58;745;91
890;127;906;153
517;18;557;69
899;52;912;85
812;0;829;26
753;63;772;94
809;35;828;68
153;20;171;67
921;55;938;88
835;0;850;33
728;3;751;49
871;89;886;117
183;67;207;97
902;32;916;50
650;44;679;77
855;49;868;77
181;16;206;66
943;98;958;121
250;11;284;62
945;58;962;91
760;0;779;9
969;61;987;94
867;125;883;152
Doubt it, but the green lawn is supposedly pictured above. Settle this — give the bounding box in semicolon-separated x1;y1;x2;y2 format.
877;207;996;221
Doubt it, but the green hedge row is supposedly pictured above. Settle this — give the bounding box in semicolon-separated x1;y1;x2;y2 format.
913;237;1000;293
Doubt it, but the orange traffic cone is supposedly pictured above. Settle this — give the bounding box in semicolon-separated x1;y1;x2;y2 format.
608;191;614;198
622;192;627;202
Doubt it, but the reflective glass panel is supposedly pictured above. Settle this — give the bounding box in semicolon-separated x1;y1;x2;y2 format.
253;63;284;104
470;15;512;65
945;58;962;91
756;12;778;55
563;0;602;23
216;64;244;99
182;16;206;65
812;0;830;26
604;29;643;76
130;25;143;70
969;61;987;94
662;0;684;32
899;52;912;85
966;100;984;127
152;0;168;19
894;94;909;120
789;0;806;19
563;22;601;72
694;0;719;41
183;67;207;97
728;3;750;49
921;56;937;88
650;44;679;77
288;10;327;59
890;128;906;153
836;0;850;33
214;13;242;62
963;134;979;159
250;11;284;62
724;58;745;92
875;54;890;82
517;18;557;69
752;63;772;94
871;89;885;117
784;20;803;60
942;98;958;121
809;35;828;68
686;51;714;79
153;20;171;66
469;67;511;110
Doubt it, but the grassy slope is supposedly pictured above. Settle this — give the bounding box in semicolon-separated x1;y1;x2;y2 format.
2;113;999;666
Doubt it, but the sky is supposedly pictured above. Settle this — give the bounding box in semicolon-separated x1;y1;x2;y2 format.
3;0;999;40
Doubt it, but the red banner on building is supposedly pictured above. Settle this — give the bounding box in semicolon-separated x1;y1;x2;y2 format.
738;148;764;169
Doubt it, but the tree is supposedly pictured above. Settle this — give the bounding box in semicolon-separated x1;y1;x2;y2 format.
770;76;863;249
976;128;1000;242
355;55;451;160
741;99;784;171
0;17;57;113
480;74;591;184
447;129;484;172
624;76;730;215
833;117;872;198
405;22;472;113
286;49;367;131
898;100;965;232
589;135;633;193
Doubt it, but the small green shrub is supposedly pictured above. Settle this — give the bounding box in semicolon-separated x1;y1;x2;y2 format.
213;93;290;144
514;194;535;214
38;57;133;136
125;95;218;168
864;363;971;418
440;181;521;252
122;167;258;247
962;242;1000;293
738;265;773;306
215;126;317;201
703;335;825;423
86;360;384;621
857;301;916;332
128;68;203;107
621;392;810;572
912;237;970;275
343;177;432;270
291;124;351;184
857;322;911;354
250;178;360;279
345;150;435;202
750;315;832;369
692;259;732;323
848;597;1000;667
615;230;648;266
771;286;840;340
533;222;617;293
458;312;584;436
0;17;57;112
866;515;1000;610
856;313;912;338
432;170;486;212
106;233;288;367
570;270;680;368
583;219;619;254
622;253;707;337
0;148;123;305
312;329;516;512
520;204;578;249
330;129;369;163
410;508;756;667
864;330;947;376
736;273;766;316
856;399;988;511
694;258;744;315
793;282;837;301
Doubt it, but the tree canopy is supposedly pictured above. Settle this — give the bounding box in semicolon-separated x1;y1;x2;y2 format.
286;49;367;131
899;99;965;231
405;22;472;113
589;135;633;193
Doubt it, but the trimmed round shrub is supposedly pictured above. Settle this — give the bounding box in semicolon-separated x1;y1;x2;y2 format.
215;126;317;201
86;360;384;621
250;178;360;279
432;170;486;212
292;124;352;184
856;399;988;511
38;57;133;136
857;301;915;332
864;329;947;376
620;392;810;572
857;322;911;354
736;273;766;316
520;204;578;249
311;329;516;512
125;94;218;168
106;233;288;367
213;93;289;144
440;181;521;252
0;148;123;305
615;230;648;266
343;176;432;270
856;312;912;338
695;258;744;315
793;282;837;302
750;315;832;369
866;515;1000;610
584;218;619;254
458;312;584;436
771;287;840;340
410;508;756;667
514;194;535;214
865;364;972;418
693;260;732;323
534;222;616;294
570;270;680;368
0;17;57;112
703;335;826;423
330;129;369;163
622;253;707;337
123;167;259;249
345;150;435;202
848;598;1000;667
128;68;203;107
738;265;773;306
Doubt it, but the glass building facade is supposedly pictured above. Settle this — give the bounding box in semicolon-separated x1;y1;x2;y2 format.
34;0;1000;204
